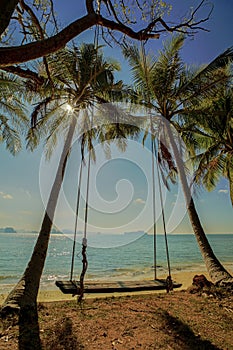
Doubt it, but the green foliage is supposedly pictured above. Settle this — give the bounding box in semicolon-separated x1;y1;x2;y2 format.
26;43;140;162
0;71;28;155
112;0;172;25
190;88;233;205
1;0;56;44
123;35;233;196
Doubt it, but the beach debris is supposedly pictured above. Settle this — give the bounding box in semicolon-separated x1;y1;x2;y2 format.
192;275;213;289
224;307;233;313
187;274;213;295
4;335;8;342
111;338;123;346
187;274;232;299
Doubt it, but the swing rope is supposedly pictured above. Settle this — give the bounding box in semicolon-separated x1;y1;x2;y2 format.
78;6;100;301
70;154;84;281
141;39;157;280
154;139;172;282
141;39;172;288
78;130;92;302
150;115;157;280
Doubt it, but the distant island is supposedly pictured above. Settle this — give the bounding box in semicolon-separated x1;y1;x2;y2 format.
0;226;64;234
0;227;16;233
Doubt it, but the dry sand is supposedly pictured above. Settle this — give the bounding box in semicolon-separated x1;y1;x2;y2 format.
1;269;233;350
37;270;213;302
0;269;212;305
0;270;232;304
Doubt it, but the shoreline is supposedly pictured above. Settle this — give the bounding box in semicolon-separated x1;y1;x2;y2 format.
0;265;232;304
36;270;210;303
0;269;212;304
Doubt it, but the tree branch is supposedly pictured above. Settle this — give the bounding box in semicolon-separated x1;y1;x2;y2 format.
2;65;44;85
0;14;96;66
19;0;54;86
0;1;211;67
0;0;19;37
0;13;160;66
86;0;95;13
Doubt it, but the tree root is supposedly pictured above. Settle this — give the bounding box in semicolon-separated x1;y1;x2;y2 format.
188;274;233;299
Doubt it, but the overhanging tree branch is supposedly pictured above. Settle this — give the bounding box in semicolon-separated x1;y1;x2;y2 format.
0;1;212;67
0;13;159;67
2;65;44;85
0;14;96;66
86;0;95;13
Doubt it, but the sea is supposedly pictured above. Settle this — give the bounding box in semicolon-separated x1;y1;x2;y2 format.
0;232;233;293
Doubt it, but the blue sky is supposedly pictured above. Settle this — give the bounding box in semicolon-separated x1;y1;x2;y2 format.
0;0;233;233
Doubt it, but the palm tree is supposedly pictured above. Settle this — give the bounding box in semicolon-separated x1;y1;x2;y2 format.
188;86;233;205
0;71;28;154
1;44;126;315
123;36;233;284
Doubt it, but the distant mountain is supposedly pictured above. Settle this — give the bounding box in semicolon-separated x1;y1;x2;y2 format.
0;227;16;233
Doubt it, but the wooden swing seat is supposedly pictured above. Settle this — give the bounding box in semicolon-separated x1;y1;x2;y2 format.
55;279;182;295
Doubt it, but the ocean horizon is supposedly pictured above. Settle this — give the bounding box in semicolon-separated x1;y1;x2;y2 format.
0;232;233;293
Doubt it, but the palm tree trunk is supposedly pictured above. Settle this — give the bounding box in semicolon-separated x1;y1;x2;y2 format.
166;123;232;284
1;116;77;314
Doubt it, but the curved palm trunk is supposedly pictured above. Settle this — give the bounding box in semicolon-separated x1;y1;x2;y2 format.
1;116;77;314
166;123;232;284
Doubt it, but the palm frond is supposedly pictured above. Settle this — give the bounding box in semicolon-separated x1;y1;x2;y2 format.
0;115;22;155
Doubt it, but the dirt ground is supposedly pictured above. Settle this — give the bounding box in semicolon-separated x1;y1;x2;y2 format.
0;288;233;350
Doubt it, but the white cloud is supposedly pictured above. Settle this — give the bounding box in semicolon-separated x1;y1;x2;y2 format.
218;189;228;194
0;191;13;200
134;198;145;205
3;194;13;199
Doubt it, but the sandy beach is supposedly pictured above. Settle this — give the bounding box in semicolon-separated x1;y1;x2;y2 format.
1;268;233;350
36;270;210;302
1;263;233;306
0;269;213;305
39;268;232;301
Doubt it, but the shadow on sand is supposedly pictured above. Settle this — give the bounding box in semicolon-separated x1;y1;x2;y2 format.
160;309;221;350
18;305;42;350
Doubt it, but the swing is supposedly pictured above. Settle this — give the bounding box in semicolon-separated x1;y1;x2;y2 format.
56;122;182;296
56;25;182;298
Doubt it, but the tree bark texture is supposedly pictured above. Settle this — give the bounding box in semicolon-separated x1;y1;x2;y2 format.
0;0;19;37
0;1;210;67
1;116;77;314
166;123;232;284
0;12;160;67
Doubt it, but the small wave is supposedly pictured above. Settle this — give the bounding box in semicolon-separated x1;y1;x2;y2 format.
54;251;70;256
41;274;70;282
0;275;17;280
